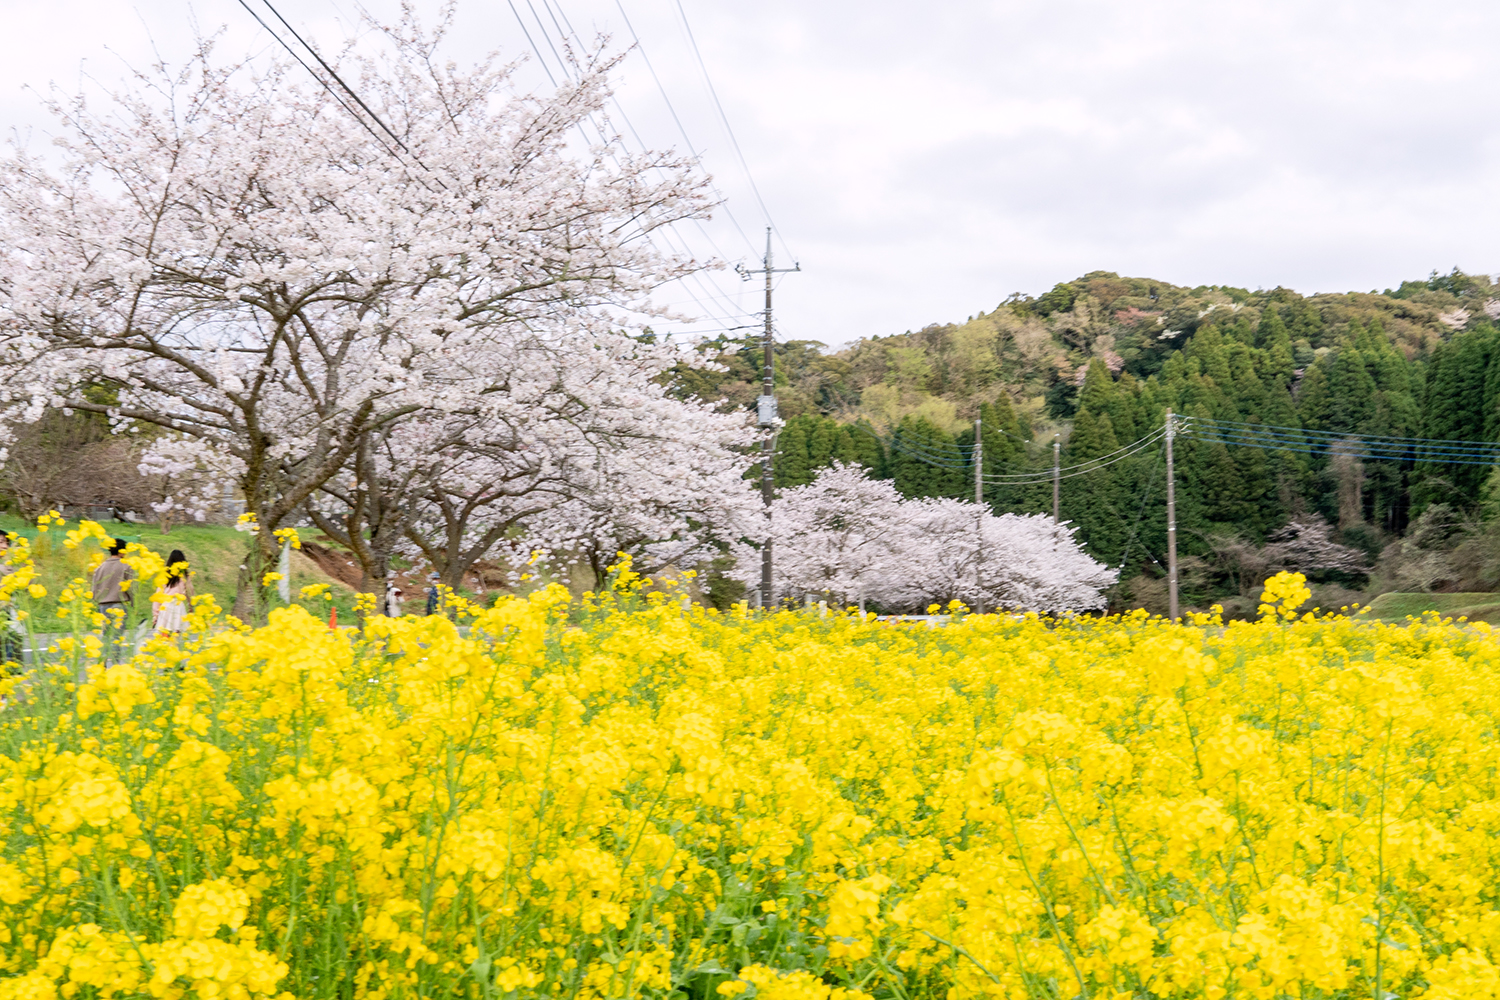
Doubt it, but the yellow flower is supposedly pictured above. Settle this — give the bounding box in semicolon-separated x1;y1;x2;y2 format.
0;566;1493;999
1259;570;1312;620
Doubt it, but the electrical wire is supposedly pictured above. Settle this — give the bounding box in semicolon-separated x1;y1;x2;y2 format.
612;0;761;257
542;0;748;267
1181;416;1500;465
234;0;403;161
884;434;974;463
669;0;792;260
1187;414;1500;451
876;427;1167;486
978;429;1166;481
506;0;758;333
254;0;434;170
535;0;763;329
1190;430;1500;467
1114;445;1164;573
1016;431;1168;484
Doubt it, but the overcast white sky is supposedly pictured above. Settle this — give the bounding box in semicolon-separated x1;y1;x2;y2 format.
3;0;1496;347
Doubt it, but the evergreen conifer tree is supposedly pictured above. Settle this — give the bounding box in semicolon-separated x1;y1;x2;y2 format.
1417;328;1498;508
807;417;836;471
890;415;965;499
774;416;814;488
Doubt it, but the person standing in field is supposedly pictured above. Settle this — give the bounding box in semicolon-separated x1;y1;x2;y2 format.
426;572;441;616
92;538;134;660
0;533;20;668
152;548;193;637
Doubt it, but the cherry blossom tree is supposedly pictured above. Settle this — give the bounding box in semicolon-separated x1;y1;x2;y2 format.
884;498;1117;613
298;332;753;594
729;463;912;607
0;11;715;616
742;464;1116;613
512;419;759;590
136;434;241;534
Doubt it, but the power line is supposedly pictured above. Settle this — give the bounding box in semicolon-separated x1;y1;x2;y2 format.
506;0;561;86
875;426;1167;486
992;431;1165;485
542;0;751;271
525;0;573;74
235;0;447;193
1114;446;1164;574
234;0;400;160
1192;414;1500;451
514;0;761;332
611;0;761;256
1181;416;1500;465
497;0;758;338
254;0;426;167
877;424;1166;480
669;0;792;260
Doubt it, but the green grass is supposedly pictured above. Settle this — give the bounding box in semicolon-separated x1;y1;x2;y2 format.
1362;591;1500;625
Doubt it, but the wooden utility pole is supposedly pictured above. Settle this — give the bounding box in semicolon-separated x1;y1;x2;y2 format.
974;418;983;614
1052;436;1061;523
736;228;799;609
973;418;983;505
1165;409;1179;620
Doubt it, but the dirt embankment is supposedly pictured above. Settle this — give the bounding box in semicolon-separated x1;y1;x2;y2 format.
299;540;515;600
299;541;364;589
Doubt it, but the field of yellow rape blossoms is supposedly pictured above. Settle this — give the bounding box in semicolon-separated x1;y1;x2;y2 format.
2;541;1500;1000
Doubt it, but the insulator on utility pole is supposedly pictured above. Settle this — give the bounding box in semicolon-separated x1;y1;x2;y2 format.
1165;409;1180;620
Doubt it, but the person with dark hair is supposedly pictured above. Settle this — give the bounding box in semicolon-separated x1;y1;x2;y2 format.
152;548;193;636
0;533;20;668
92;538;134;660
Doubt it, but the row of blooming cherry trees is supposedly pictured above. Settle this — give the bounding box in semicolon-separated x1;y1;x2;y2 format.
0;8;1114;616
734;465;1115;613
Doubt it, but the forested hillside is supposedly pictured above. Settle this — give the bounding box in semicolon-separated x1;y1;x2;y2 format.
682;268;1500;612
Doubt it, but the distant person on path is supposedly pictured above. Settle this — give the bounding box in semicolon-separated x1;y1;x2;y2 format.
152;548;193;637
92;539;134;660
425;572;441;616
0;534;20;668
385;580;403;618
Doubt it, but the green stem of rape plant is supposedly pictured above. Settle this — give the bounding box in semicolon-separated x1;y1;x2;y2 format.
1374;715;1394;1000
1000;794;1090;1000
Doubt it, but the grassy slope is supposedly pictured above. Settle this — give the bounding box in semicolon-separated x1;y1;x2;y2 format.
0;515;361;632
1362;591;1500;625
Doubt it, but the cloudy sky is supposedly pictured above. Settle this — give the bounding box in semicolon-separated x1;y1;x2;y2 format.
3;0;1496;347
